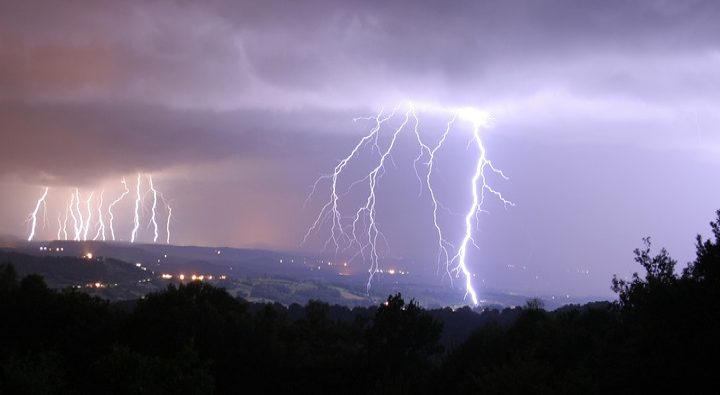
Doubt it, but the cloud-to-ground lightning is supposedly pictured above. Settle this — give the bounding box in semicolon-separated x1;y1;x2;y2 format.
130;173;172;244
130;174;142;243
82;191;95;241
93;190;106;241
27;187;49;241
73;188;83;241
304;104;513;305
425;115;456;281
62;201;69;240
20;173;174;244
56;213;63;240
148;175;159;243
449;109;514;304
303;108;398;255
68;191;79;241
108;178;129;241
164;199;172;245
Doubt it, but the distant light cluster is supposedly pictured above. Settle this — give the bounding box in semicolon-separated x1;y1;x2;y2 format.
164;273;228;281
39;246;64;252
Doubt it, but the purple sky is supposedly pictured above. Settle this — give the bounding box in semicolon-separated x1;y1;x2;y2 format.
1;0;719;297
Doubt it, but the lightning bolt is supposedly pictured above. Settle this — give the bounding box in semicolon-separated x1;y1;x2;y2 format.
93;190;106;241
130;173;142;243
20;174;173;244
108;178;130;241
353;108;412;291
82;191;95;241
448;112;514;304
73;189;83;241
62;201;72;240
426;115;456;281
303;108;398;255
148;175;159;243
304;104;513;305
156;185;174;245
27;187;49;241
56;213;62;240
26;174;174;244
165;202;172;245
68;192;79;240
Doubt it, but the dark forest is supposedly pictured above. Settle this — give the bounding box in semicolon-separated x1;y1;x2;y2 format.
2;211;719;394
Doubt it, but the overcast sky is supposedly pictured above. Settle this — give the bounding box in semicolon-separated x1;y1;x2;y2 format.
1;0;718;297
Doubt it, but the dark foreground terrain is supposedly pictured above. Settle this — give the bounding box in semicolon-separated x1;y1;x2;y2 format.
1;211;719;394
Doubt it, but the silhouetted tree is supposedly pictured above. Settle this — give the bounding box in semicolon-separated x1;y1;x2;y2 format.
684;209;720;284
127;282;249;394
607;212;720;394
0;263;17;295
611;237;677;308
2;210;720;394
366;293;442;393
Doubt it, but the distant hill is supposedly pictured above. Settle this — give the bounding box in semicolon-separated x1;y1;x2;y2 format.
0;249;160;300
0;241;607;309
0;250;148;287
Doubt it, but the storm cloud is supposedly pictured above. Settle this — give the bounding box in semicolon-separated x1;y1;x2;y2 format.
1;0;718;296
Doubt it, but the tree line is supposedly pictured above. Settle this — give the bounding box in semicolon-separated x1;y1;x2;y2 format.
1;211;719;394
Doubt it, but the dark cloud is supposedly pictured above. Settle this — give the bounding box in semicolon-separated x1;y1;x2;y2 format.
1;0;718;296
2;0;719;108
0;101;244;183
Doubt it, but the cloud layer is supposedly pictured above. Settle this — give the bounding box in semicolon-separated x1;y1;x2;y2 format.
1;0;718;296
